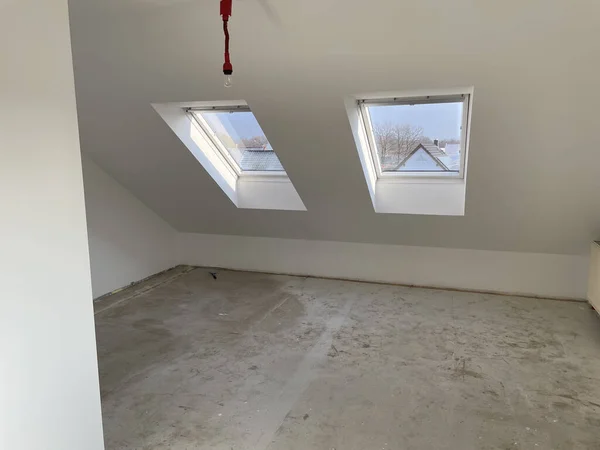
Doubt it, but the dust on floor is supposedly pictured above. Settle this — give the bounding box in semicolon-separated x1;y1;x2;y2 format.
95;268;600;450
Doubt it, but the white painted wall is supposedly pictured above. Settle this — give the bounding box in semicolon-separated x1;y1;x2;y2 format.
0;1;105;449
83;156;177;298
374;180;466;216
178;233;589;300
237;178;306;211
69;0;600;256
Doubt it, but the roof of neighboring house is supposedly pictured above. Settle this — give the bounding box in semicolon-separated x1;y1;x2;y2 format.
438;154;460;171
421;144;447;158
240;149;284;171
396;143;450;171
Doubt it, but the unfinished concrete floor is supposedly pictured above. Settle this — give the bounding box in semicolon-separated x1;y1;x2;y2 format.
95;267;600;450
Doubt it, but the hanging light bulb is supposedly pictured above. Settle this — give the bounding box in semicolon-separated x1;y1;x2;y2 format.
221;0;234;88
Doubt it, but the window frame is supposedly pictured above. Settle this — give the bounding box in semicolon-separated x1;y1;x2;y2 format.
358;93;470;180
186;105;287;179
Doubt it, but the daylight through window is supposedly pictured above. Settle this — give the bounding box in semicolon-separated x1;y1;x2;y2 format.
360;94;469;176
189;106;284;173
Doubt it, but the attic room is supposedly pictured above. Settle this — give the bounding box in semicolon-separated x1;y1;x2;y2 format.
3;0;600;449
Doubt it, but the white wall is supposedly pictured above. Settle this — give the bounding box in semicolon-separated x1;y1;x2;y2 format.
0;1;105;449
179;233;589;300
69;0;600;257
83;156;177;298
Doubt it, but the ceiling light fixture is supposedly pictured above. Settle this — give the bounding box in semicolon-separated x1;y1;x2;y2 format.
220;0;233;87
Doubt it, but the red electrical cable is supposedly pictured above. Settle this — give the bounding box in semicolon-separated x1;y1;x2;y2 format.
223;20;232;74
223;20;230;54
220;0;233;77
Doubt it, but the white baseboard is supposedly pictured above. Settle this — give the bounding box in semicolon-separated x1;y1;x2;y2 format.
178;233;589;300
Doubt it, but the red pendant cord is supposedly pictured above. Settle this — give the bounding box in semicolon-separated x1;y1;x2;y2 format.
220;0;233;75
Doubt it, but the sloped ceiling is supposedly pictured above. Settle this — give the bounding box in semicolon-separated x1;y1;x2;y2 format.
69;0;600;254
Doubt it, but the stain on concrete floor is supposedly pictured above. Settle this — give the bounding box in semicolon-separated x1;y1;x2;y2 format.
95;269;600;449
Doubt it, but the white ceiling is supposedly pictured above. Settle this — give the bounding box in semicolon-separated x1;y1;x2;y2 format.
69;0;600;255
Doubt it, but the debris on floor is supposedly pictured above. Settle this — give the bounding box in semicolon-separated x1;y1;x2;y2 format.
95;269;600;450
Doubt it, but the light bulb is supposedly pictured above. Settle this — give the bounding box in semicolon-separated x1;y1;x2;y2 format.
224;74;232;87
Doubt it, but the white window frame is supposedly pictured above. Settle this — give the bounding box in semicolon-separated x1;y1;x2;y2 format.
153;100;305;211
358;93;471;180
186;104;287;180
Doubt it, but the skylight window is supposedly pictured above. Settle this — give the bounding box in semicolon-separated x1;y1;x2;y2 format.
188;105;284;174
154;100;305;211
359;94;469;177
346;89;473;215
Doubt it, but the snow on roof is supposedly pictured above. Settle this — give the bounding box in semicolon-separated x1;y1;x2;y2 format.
239;149;284;171
444;144;460;156
422;144;447;158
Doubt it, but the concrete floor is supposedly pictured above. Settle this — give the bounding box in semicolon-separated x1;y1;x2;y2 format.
95;267;600;450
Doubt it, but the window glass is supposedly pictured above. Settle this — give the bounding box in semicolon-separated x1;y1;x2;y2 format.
196;110;284;172
366;101;463;173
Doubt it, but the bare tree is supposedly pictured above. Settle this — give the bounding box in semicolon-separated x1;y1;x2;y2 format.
373;122;395;159
241;135;269;149
391;124;426;163
372;123;429;168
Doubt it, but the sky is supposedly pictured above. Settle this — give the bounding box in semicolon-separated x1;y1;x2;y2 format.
368;102;463;140
202;101;463;145
202;111;267;143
